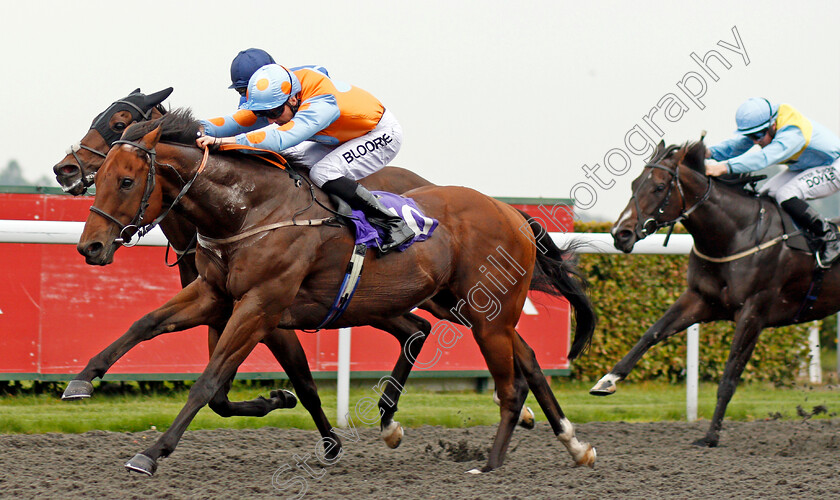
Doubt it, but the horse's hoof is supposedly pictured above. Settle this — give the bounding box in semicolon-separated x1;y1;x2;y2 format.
518;406;536;430
62;380;94;400
380;421;403;449
589;374;619;396
124;453;157;476
574;445;597;468
466;468;483;474
691;437;717;448
270;389;297;409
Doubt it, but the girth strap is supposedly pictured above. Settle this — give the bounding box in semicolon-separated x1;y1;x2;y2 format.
793;266;828;323
311;244;368;331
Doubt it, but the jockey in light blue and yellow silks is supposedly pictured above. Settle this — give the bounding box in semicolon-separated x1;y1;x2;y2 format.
705;97;840;267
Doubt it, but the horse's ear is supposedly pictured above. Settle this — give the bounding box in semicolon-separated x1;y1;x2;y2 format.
131;88;141;94
143;87;174;109
682;142;706;172
140;125;163;150
648;140;666;162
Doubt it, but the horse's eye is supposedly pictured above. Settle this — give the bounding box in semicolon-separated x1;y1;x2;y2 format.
114;122;127;131
654;184;666;193
120;178;134;190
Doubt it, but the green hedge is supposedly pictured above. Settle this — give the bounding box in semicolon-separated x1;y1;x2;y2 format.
568;221;811;384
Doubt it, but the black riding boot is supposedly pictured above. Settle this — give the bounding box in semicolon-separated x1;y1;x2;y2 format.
322;177;415;254
781;197;840;268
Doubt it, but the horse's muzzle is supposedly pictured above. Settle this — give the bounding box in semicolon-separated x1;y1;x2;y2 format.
612;228;637;254
53;163;86;195
77;240;115;266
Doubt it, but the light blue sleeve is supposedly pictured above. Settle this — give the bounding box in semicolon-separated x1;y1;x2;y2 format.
199;114;271;138
234;93;341;151
727;127;807;173
708;136;754;162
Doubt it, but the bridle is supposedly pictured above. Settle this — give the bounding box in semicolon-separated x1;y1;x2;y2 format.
62;142;107;192
631;154;712;245
88;139;209;247
62;99;166;194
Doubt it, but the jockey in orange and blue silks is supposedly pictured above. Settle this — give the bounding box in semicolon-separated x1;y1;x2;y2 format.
197;63;414;254
705;97;840;267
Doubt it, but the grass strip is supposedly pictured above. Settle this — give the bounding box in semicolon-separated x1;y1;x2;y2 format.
0;380;837;434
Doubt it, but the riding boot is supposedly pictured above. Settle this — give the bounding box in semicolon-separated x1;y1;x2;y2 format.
781;197;840;268
322;177;415;254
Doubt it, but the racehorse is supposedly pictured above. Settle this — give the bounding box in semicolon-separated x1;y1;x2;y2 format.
55;93;596;454
53;89;446;450
590;140;840;447
74;109;597;475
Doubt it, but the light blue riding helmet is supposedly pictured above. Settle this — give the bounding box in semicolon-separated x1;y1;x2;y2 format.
735;97;779;134
240;64;301;112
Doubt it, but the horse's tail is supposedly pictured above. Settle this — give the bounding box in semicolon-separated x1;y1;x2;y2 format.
521;214;596;360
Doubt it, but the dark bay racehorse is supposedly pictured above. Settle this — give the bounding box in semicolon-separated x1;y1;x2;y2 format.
591;140;840;447
55;93;596;452
74;109;596;475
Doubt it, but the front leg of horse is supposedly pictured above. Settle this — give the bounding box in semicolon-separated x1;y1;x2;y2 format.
261;328;343;460
590;291;712;396
125;299;272;476
207;374;298;418
204;327;298;418
694;310;765;447
62;278;225;400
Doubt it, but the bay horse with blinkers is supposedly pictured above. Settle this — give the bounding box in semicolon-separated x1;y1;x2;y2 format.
75;109;596;475
55;92;596;457
591;140;840;447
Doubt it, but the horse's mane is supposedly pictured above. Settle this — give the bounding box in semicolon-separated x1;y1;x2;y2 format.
649;141;705;172
654;140;766;196
123;108;200;145
122;107;309;171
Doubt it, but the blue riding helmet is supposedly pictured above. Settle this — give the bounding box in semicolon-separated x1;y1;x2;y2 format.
229;48;275;89
735;97;779;134
240;64;301;111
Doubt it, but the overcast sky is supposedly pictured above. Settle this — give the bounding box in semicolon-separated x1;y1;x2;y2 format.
1;1;838;220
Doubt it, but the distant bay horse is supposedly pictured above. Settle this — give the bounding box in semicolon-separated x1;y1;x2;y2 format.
591;140;839;447
54;92;596;454
75;109;596;475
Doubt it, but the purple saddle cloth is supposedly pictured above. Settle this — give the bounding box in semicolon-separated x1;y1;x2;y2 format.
350;191;438;251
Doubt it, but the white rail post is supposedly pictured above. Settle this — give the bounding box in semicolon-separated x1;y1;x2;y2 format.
686;324;699;422
808;322;822;384
336;327;352;427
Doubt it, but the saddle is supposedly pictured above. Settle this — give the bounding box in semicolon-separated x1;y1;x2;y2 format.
718;172;817;254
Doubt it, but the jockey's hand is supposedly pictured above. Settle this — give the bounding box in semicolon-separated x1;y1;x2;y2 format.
196;135;234;151
705;161;729;177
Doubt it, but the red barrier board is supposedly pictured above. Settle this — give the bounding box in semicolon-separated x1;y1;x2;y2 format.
0;191;572;380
